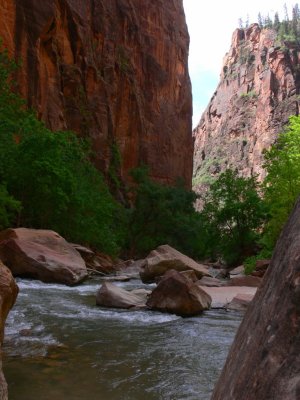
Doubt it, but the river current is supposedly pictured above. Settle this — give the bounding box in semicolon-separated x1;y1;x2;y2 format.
3;278;242;400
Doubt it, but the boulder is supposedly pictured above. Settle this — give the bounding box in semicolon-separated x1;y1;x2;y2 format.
0;261;18;400
255;259;271;271
226;275;262;287
83;251;117;275
226;293;255;311
116;259;146;280
96;283;149;309
140;245;211;283
146;270;211;316
250;259;271;278
197;276;224;287
0;228;87;285
229;265;245;279
180;270;199;282
211;197;300;400
198;286;257;309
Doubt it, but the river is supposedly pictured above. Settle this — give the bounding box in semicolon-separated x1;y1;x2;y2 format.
3;278;242;400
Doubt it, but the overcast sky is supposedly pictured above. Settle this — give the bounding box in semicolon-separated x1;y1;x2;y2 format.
183;0;298;127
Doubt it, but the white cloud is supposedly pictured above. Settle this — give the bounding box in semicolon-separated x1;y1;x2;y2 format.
183;0;297;127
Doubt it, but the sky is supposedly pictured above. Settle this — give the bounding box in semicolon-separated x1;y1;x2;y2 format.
183;0;298;127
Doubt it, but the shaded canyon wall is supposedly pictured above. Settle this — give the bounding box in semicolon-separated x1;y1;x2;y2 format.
0;0;193;187
211;196;300;400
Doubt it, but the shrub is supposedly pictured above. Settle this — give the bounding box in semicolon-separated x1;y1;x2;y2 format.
200;169;267;266
0;42;126;255
127;167;205;258
262;115;300;250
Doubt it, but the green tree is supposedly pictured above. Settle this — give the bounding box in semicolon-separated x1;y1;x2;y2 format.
262;115;300;249
0;184;21;230
292;4;300;37
200;169;266;266
258;12;264;28
0;41;126;255
127;167;204;258
274;12;281;31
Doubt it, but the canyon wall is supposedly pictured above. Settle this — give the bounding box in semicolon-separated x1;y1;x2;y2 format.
0;0;193;187
193;24;300;192
211;196;300;400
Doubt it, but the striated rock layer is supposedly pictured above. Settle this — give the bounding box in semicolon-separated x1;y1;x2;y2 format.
0;0;193;187
211;197;300;400
193;24;300;193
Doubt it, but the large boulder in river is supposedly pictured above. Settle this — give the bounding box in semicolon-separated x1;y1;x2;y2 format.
96;282;149;309
146;270;212;316
140;245;211;283
0;261;18;400
0;228;87;285
211;198;300;400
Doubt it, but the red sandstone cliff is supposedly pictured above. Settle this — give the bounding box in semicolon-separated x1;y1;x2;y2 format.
0;0;193;187
193;24;300;192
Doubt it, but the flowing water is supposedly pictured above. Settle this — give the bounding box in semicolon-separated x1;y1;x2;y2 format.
3;278;242;400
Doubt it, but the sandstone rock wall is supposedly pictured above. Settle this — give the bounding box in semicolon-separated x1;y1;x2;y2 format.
193;24;300;193
0;0;193;187
211;196;300;400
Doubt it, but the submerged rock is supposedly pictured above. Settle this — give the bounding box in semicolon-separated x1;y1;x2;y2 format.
96;282;149;309
0;228;87;285
140;245;211;283
146;270;211;316
0;261;18;400
212;198;300;400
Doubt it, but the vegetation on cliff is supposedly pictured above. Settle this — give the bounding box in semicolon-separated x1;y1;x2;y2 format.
240;3;300;41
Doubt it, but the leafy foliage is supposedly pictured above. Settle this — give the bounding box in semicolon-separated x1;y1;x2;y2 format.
0;43;125;255
200;170;266;266
127;167;204;258
262;115;300;249
0;184;21;230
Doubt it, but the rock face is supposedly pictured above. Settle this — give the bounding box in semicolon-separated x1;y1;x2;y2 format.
211;197;300;400
0;0;193;187
0;261;18;400
193;24;300;194
140;244;211;283
0;228;88;285
146;269;212;316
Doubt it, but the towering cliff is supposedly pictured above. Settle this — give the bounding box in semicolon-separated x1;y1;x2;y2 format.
0;0;193;187
193;24;300;192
